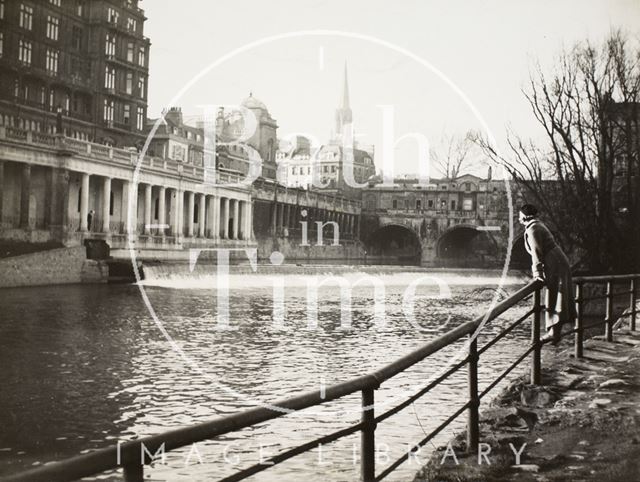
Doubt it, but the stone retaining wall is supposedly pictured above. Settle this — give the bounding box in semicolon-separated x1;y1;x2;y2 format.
0;246;108;288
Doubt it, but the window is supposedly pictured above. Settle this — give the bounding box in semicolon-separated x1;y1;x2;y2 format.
76;0;84;16
404;199;409;209
428;199;434;208
136;107;144;130
416;199;421;209
72;26;83;50
0;1;4;20
46;16;59;40
105;34;116;56
123;104;130;125
138;46;145;66
107;7;119;24
126;42;134;62
49;89;55;109
331;165;336;173
464;182;471;192
49;0;61;6
103;99;114;123
125;72;133;94
46;49;59;73
104;66;115;89
19;4;33;30
463;199;473;211
0;32;3;57
451;200;456;210
127;18;137;32
137;76;145;98
18;39;32;65
392;200;398;209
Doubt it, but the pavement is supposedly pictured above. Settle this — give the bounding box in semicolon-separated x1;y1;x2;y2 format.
413;327;640;482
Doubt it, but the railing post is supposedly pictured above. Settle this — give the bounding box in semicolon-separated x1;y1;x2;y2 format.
466;335;479;452
631;277;637;332
123;463;143;482
361;387;376;482
575;282;583;358
531;287;542;384
605;281;613;342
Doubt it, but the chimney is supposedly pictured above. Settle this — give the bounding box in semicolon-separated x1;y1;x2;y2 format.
164;106;183;126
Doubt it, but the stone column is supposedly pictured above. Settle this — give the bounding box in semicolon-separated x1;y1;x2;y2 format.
49;168;69;239
245;199;253;241
144;184;152;235
284;204;290;228
171;188;182;238
121;180;131;235
231;199;239;240
0;160;4;225
19;164;32;228
222;197;229;239
102;177;111;233
198;193;206;237
80;172;90;231
158;186;166;236
187;191;195;237
207;195;216;238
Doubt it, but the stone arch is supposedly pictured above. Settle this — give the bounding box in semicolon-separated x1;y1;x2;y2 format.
365;222;422;265
436;224;498;262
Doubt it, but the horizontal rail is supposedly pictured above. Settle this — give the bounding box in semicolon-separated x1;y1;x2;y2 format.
573;274;638;283
372;280;544;383
376;401;472;481
375;357;469;425
218;422;365;482
478;307;535;356
479;344;536;399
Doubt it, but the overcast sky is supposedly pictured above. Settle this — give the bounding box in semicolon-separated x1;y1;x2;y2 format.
142;0;640;176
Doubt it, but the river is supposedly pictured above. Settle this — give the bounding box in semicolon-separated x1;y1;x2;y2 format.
0;269;534;481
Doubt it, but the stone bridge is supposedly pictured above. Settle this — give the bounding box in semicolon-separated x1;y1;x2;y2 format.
361;210;511;266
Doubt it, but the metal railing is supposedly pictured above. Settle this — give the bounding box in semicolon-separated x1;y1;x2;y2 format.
4;274;639;482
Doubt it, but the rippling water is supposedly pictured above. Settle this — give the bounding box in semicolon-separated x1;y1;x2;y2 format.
0;270;534;481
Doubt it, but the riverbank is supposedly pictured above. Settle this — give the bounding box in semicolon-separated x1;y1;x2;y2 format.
413;325;640;481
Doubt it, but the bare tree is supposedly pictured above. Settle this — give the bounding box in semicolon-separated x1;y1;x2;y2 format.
431;132;475;179
473;31;640;272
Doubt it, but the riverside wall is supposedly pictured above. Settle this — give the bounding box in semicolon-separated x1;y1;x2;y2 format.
0;246;108;288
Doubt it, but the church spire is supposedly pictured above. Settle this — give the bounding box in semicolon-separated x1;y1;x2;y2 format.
335;61;353;140
342;62;350;110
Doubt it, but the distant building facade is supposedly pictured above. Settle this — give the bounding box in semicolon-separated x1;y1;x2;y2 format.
0;0;150;147
276;63;376;197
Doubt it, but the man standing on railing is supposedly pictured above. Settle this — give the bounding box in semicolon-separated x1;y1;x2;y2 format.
519;204;577;344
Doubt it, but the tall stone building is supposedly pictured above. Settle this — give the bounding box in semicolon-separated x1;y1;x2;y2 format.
0;0;150;147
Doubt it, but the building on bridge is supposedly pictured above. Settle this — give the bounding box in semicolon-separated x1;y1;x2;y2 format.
0;0;150;148
360;174;511;266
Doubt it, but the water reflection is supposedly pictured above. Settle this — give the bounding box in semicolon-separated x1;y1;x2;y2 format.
0;272;532;481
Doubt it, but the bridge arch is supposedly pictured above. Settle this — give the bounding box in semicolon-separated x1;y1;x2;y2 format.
435;224;498;264
365;223;422;265
509;234;530;269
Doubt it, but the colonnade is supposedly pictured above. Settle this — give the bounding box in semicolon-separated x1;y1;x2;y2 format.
74;173;253;241
271;202;359;237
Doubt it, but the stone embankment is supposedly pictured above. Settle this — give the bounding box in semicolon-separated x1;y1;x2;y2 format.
0;246;108;288
414;326;640;481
